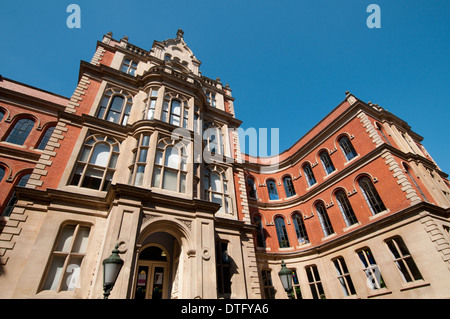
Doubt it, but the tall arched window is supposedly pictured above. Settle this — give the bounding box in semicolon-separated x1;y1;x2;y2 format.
303;163;316;187
0;109;5;122
5;118;35;145
266;179;279;200
69;135;119;191
204;166;231;214
316;202;334;237
335;190;358;227
253;215;266;248
359;176;386;215
247;176;257;199
319;151;335;175
41;223;91;292
37;126;56;150
97;88;133;126
338;136;357;161
283;176;296;197
152;140;187;193
292;213;309;245
275;217;290;248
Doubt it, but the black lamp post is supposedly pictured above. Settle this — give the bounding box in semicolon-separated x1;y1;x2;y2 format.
102;244;124;299
278;260;294;299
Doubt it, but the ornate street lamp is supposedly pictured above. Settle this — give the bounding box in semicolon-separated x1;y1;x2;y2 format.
102;244;124;299
278;260;294;299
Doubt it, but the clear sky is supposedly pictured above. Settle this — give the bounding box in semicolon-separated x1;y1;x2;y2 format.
1;0;449;173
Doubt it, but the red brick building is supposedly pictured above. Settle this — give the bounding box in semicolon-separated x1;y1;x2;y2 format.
0;30;448;299
238;92;450;298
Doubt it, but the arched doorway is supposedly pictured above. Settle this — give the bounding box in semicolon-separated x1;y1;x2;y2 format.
133;232;182;299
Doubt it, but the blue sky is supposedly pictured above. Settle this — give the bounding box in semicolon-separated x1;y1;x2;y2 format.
1;0;449;173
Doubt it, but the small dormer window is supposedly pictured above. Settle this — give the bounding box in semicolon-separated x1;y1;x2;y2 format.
164;54;171;61
206;91;216;107
120;58;138;76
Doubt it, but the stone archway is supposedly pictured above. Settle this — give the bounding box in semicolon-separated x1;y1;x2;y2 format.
134;218;193;299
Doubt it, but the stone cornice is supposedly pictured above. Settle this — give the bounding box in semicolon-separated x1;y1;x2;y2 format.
15;183;221;218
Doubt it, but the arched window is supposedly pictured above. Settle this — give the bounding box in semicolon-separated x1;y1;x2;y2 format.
283;176;296;197
97;89;133;126
5;118;34;145
253;215;265;248
69;135;119;191
2;173;31;217
41;223;91;292
37;126;56;150
0;109;5;122
335;190;358;227
292;213;309;245
204;166;231;214
162;95;189;129
152;141;187;193
316;202;334;237
319;151;335;175
247;176;257;199
359;176;386;215
275;217;290;248
0;166;5;183
266;179;279;200
303;164;316;187
338;136;357;161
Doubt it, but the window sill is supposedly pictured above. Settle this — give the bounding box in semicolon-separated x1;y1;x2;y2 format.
33;290;79;299
321;233;337;241
278;247;294;251
369;209;390;221
367;288;392;298
296;243;311;249
343;221;361;232
400;280;430;292
323;169;338;180
344;154;360;166
343;294;360;299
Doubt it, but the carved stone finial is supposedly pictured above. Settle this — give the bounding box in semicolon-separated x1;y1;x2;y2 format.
176;29;184;39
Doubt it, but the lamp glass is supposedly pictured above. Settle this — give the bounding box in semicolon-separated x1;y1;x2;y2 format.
278;260;293;291
103;262;122;285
